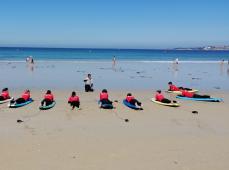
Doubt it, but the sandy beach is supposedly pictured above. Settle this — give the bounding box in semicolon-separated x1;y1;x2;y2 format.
0;42;229;170
0;90;229;170
1;0;229;169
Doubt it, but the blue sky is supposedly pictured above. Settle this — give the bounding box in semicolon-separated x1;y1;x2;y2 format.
0;0;229;48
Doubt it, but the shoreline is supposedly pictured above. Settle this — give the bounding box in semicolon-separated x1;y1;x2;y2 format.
0;60;228;63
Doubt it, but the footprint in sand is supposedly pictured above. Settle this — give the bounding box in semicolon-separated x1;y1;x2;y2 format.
24;125;37;135
171;119;183;126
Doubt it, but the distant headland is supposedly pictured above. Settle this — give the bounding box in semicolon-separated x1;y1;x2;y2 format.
173;45;229;51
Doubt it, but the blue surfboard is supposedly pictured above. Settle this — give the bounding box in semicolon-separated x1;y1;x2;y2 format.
39;101;56;110
176;95;223;102
123;99;142;110
9;98;34;108
98;101;114;109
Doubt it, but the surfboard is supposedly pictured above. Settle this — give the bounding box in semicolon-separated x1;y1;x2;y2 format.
98;101;113;109
0;97;14;104
151;98;180;107
8;98;33;108
176;95;223;102
123;99;142;110
39;101;56;110
167;89;198;94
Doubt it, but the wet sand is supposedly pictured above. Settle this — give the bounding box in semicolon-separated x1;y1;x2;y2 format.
1;61;229;90
0;90;229;170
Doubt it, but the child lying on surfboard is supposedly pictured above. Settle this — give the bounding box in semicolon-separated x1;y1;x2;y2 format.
168;82;192;91
41;90;54;106
179;87;210;98
10;89;31;104
68;91;80;110
99;89;113;105
155;90;177;104
125;93;142;108
0;88;11;101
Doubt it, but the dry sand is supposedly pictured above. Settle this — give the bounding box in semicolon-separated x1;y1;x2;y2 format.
0;90;229;170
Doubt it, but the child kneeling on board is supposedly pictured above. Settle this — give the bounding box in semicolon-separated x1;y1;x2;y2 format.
68;91;80;110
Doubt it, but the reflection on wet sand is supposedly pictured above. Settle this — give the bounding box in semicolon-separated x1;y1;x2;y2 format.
172;63;179;78
220;61;225;75
1;61;229;90
27;63;34;72
227;66;229;77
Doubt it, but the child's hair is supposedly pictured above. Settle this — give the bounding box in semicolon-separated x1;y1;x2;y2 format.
25;89;30;93
47;90;51;94
72;91;76;96
157;90;161;93
2;88;8;92
168;82;172;85
127;93;132;96
102;89;107;93
179;87;184;90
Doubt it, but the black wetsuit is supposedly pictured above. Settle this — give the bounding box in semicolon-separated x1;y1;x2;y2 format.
161;98;171;103
68;101;80;109
41;99;53;106
129;99;141;106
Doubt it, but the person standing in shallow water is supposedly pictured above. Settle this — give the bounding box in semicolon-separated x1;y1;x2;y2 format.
112;56;117;71
173;58;179;64
84;74;94;92
26;56;34;64
112;56;116;66
220;59;225;65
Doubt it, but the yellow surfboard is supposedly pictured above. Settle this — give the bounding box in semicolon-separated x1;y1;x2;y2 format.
166;89;198;95
151;98;180;107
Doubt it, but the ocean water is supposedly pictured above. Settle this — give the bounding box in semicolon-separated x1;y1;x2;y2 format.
0;47;229;61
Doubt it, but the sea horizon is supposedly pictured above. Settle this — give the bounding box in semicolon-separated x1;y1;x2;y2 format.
1;46;229;51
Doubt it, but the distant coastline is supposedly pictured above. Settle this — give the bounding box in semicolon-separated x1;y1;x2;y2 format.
173;45;229;51
0;45;229;51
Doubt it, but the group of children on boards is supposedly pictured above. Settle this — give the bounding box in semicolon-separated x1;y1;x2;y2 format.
0;81;211;109
168;82;210;98
99;89;142;108
155;82;211;104
41;90;80;110
0;88;80;110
